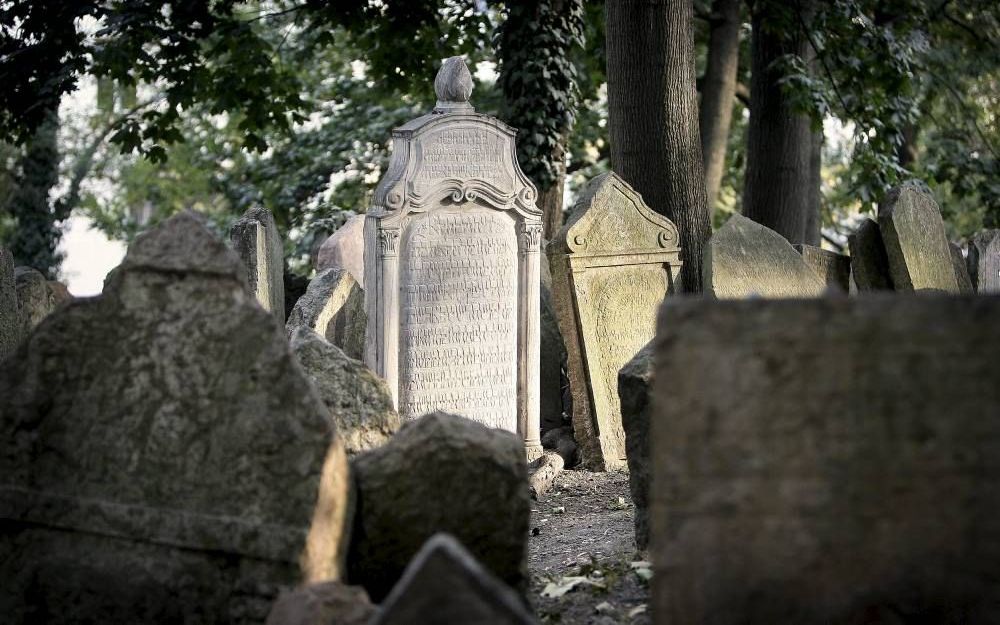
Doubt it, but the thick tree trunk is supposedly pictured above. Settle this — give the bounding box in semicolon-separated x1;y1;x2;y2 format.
537;132;567;238
699;0;742;214
804;128;823;245
742;0;815;244
606;0;711;293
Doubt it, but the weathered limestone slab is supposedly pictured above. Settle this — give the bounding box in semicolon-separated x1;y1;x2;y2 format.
539;247;568;433
618;341;654;551
374;533;538;625
287;268;366;360
0;211;352;624
651;295;1000;624
348;411;529;602
793;244;850;291
848;217;893;291
290;327;401;455
878;181;959;292
231;205;286;322
704;214;826;298
14;266;61;333
549;171;681;471
364;57;543;457
317;214;366;283
266;581;377;625
0;246;18;362
968;229;1000;293
949;242;974;294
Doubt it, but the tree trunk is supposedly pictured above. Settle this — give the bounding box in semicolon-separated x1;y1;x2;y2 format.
804;128;823;245
742;0;815;244
537;131;568;238
699;0;742;215
606;0;711;293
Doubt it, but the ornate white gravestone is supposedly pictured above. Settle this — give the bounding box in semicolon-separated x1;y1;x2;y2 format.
364;57;543;458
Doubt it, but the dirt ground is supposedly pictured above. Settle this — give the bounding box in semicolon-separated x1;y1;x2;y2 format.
525;468;651;625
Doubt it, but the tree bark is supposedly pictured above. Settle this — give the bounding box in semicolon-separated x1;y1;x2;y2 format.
699;0;742;214
804;128;823;245
742;0;815;244
537;131;568;238
606;0;711;293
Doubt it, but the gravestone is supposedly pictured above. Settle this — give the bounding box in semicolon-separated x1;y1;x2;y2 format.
793;244;850;291
651;295;1000;625
0;246;18;362
317;214;366;283
618;341;654;551
0;211;352;624
948;242;974;294
14;266;60;333
878;181;959;293
287;268;366;360
704;214;826;298
968;229;1000;293
363;57;543;457
848;217;893;291
374;533;538;625
231;205;286;322
549;171;681;470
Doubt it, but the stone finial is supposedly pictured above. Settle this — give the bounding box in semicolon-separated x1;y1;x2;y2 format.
433;57;474;113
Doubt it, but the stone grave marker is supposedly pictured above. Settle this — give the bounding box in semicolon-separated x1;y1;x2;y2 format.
618;341;654;551
968;229;1000;293
231;205;286;322
317;213;366;283
651;295;1000;624
14;266;61;334
549;171;681;470
287;268;366;360
793;244;850;291
363;57;543;457
0;246;18;362
848;217;893;291
878;181;959;292
948;242;974;293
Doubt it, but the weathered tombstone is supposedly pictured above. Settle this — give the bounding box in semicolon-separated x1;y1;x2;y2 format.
317;213;366;283
0;211;352;624
848;217;893;291
793;244;850;291
0;246;18;362
704;214;826;298
374;533;538;625
651;295;1000;624
539;247;568;433
949;242;974;294
363;57;543;457
290;327;401;455
878;181;959;293
231;205;286;322
549;171;681;470
618;341;654;551
287;268;366;360
348;411;529;602
14;266;60;333
968;229;1000;293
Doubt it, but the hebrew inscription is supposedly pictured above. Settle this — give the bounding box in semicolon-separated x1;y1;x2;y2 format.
414;128;513;191
398;207;518;430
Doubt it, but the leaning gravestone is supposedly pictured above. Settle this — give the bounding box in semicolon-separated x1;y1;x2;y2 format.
14;266;60;333
0;211;352;624
878;181;959;293
364;57;543;457
618;341;655;551
948;242;974;294
848;217;893;291
0;246;18;362
704;214;826;298
287;268;366;360
317;213;366;283
651;295;1000;624
968;229;1000;293
231;205;286;322
549;171;681;471
793;244;850;291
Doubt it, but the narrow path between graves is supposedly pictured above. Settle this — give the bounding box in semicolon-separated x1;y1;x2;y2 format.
526;469;651;625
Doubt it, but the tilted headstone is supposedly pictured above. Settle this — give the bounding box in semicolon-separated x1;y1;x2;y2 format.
651;295;1000;624
704;214;826;298
948;242;974;294
549;171;681;470
848;217;893;291
0;246;18;362
793;244;850;291
968;229;1000;293
618;341;654;551
14;266;60;333
363;57;543;457
287;268;366;360
374;533;538;625
878;181;959;293
317;213;366;283
231;205;286;322
0;211;352;624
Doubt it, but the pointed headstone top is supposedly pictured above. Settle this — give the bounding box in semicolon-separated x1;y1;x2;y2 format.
433;57;474;114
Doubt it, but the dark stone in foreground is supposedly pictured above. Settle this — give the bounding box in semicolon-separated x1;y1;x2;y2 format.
619;340;654;552
266;581;377;625
651;295;1000;625
348;412;529;602
374;533;538;625
0;246;18;362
